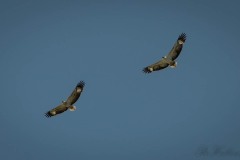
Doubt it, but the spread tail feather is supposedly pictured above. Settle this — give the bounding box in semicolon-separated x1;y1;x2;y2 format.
69;106;76;111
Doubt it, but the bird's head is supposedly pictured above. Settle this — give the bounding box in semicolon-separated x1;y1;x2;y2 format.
62;101;67;105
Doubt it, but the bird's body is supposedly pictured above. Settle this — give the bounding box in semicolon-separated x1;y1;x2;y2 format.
143;33;186;73
45;81;85;118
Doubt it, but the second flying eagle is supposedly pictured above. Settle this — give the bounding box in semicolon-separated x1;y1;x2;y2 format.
143;33;187;73
45;81;85;118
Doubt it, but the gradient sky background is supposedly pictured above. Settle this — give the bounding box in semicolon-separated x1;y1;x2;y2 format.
1;0;240;160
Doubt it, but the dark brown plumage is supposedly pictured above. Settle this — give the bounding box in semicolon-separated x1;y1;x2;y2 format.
143;33;187;73
45;81;85;118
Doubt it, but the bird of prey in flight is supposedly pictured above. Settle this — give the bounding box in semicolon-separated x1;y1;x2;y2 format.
143;33;187;73
45;81;85;118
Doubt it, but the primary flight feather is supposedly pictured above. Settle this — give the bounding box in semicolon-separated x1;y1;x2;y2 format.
143;33;187;73
45;81;85;118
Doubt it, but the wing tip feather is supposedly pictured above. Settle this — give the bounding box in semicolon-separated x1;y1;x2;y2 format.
178;33;187;42
77;81;85;88
45;111;52;118
142;67;151;74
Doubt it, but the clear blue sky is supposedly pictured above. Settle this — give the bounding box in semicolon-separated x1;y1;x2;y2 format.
1;0;240;160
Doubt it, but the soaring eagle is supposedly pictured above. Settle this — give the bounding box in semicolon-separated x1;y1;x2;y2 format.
45;81;85;118
143;33;187;73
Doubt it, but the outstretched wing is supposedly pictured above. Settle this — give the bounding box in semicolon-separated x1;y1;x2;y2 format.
45;103;68;118
167;33;186;60
66;81;85;105
143;59;169;73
